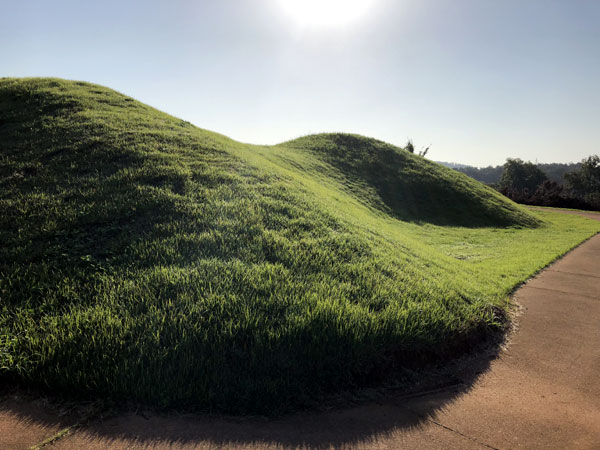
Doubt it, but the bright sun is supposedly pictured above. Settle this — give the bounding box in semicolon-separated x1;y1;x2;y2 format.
276;0;376;28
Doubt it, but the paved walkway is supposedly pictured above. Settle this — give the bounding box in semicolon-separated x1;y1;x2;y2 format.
2;212;599;450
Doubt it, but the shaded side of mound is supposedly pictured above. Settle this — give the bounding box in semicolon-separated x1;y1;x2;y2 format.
281;134;539;227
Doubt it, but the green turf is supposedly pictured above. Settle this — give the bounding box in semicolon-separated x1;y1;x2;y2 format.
1;78;598;413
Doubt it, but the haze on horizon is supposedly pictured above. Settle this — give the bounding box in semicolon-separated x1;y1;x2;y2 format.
1;0;598;167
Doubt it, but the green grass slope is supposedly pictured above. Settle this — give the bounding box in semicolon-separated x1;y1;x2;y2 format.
1;78;598;413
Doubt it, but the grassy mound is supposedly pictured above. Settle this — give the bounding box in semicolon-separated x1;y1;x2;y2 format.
280;133;536;227
1;78;598;413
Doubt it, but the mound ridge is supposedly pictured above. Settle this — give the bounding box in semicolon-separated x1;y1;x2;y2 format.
1;78;595;414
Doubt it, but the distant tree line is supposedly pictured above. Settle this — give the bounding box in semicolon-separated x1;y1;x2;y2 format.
455;156;600;211
427;145;599;211
447;161;582;185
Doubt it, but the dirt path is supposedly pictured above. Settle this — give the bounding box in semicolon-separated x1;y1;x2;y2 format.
2;211;599;450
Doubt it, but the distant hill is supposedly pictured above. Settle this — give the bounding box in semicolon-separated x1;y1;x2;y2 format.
436;161;471;169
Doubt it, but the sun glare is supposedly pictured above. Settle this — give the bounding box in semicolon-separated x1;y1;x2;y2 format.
276;0;376;29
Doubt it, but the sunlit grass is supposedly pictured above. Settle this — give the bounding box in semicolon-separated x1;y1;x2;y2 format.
1;78;598;413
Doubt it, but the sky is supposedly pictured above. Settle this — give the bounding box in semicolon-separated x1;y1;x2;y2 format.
1;0;599;166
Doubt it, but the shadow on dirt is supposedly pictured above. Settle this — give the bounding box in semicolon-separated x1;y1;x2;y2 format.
0;337;502;450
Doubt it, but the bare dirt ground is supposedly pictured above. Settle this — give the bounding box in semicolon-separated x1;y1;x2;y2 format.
2;210;599;450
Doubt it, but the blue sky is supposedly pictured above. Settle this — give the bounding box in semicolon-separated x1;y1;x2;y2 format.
2;0;599;166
